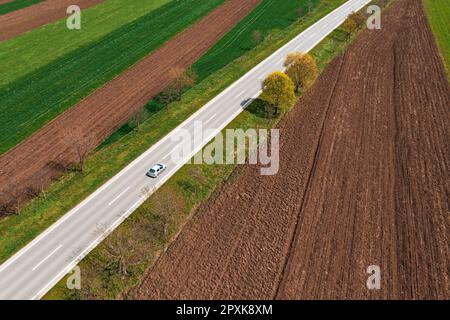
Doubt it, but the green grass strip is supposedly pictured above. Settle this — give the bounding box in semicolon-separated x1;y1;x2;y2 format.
423;0;450;78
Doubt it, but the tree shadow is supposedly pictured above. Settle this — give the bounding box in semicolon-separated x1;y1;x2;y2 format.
245;98;277;119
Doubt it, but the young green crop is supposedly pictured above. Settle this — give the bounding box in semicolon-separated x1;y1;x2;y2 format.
0;0;172;87
0;0;43;16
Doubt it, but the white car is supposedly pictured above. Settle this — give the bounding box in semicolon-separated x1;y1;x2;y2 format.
146;163;166;178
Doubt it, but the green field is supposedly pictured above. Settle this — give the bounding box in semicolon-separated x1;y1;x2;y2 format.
193;0;320;81
0;0;172;87
0;0;225;154
423;0;450;77
0;0;42;16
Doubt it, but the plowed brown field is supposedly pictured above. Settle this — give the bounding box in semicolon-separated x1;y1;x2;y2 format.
0;0;105;41
0;0;261;212
132;0;449;300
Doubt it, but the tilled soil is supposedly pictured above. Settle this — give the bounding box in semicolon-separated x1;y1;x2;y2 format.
0;0;261;212
132;0;449;299
0;0;105;41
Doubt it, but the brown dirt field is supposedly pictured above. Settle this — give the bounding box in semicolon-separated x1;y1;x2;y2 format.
0;0;261;213
132;0;449;300
0;0;105;41
0;0;14;5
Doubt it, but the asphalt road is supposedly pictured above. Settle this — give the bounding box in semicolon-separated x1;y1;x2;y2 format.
0;0;371;300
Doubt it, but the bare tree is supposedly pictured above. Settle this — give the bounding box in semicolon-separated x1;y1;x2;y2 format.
0;177;22;216
296;6;305;18
129;108;148;131
160;67;197;105
24;169;50;199
151;188;184;237
189;166;206;186
170;67;197;93
252;30;262;45
306;0;314;14
102;231;138;277
25;177;45;198
64;127;95;172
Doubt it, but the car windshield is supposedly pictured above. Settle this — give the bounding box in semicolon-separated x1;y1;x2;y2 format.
149;169;156;173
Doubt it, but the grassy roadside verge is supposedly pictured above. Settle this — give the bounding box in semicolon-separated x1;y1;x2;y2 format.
422;0;450;79
43;0;381;299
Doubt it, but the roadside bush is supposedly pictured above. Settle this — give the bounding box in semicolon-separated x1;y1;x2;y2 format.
349;11;366;30
342;11;367;38
341;17;358;37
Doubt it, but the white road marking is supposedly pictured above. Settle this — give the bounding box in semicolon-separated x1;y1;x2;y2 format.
162;152;172;161
32;245;62;271
108;187;130;206
204;114;216;124
236;89;247;98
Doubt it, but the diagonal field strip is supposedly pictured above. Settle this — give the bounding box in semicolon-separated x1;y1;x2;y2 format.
0;0;43;16
0;0;371;300
0;0;104;41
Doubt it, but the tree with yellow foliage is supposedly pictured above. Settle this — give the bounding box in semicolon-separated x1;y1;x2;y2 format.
261;71;296;116
284;52;318;93
341;17;358;39
348;11;366;30
341;11;366;38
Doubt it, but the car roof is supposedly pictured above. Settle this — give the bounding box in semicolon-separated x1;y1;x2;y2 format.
151;163;164;170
